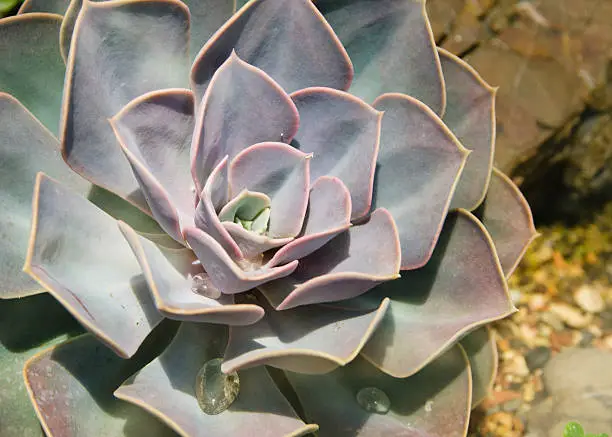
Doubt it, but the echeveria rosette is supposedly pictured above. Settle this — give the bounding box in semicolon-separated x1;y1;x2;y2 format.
0;1;537;436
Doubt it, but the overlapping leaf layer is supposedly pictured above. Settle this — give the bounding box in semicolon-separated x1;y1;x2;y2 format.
0;0;535;436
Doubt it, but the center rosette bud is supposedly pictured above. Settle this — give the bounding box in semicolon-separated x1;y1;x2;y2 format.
217;190;272;236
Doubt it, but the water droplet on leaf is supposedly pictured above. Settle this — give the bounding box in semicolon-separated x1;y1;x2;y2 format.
191;273;221;299
195;358;240;415
356;387;390;414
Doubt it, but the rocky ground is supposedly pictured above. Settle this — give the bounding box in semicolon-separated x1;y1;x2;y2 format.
469;202;612;437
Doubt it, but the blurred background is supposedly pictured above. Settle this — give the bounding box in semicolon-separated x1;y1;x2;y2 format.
2;1;611;436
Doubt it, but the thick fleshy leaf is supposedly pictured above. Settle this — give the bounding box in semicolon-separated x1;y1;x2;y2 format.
111;89;195;242
24;329;178;437
359;210;514;378
18;0;69;14
290;87;382;220
191;0;352;102
479;168;537;277
441;49;497;211
260;208;400;310
223;222;292;259
286;346;471;437
460;326;498;408
229;142;311;239
223;296;389;374
317;0;445;113
372;93;468;269
0;14;65;134
58;0;81;61
61;0;189;206
115;323;317;437
190;52;299;194
181;0;234;61
267;176;351;267
119;222;264;325
184;226;298;294
194;156;242;259
0;293;82;437
24;174;163;358
0;94;90;299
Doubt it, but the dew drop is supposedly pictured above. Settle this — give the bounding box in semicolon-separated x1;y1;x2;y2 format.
424;399;434;412
195;358;240;415
191;273;221;299
356;387;391;414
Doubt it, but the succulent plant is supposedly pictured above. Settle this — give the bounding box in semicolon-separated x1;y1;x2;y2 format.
0;0;537;436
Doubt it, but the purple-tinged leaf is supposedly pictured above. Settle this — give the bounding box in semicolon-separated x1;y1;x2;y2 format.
190;52;299;194
229;142;311;239
290;87;382;220
60;0;189;208
0;293;82;437
24;174;163;358
260;209;400;310
441;48;497;211
479;168;537;277
359;210;514;378
111;89;195;243
24;331;177;437
18;0;69;14
0;94;90;299
191;0;352;101
461;326;498;408
286;347;471;437
267;176;351;267
119;222;264;325
0;13;65;135
373;93;469;269
194;156;242;259
222;296;389;374
316;0;445;113
223;222;292;259
115;323;317;437
183;227;298;295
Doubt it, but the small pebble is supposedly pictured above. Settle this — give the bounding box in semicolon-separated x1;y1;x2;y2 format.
550;302;591;328
574;284;605;313
525;346;552;371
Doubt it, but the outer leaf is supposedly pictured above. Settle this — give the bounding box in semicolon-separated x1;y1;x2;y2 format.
24;174;163;358
18;0;70;14
267;176;351;266
0;293;82;437
0;94;90;299
190;52;299;194
222;296;390;374
259;208;400;310
372;93;469;269
286;346;471;437
440;48;497;211
479;168;537;277
181;0;234;61
460;326;498;408
58;0;81;61
61;0;189;207
24;329;178;437
115;323;317;437
184;226;298;294
229;142;311;239
111;89;195;242
359;210;514;378
0;14;65;134
290;87;382;220
191;0;353;101
119;221;265;325
316;0;445;113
